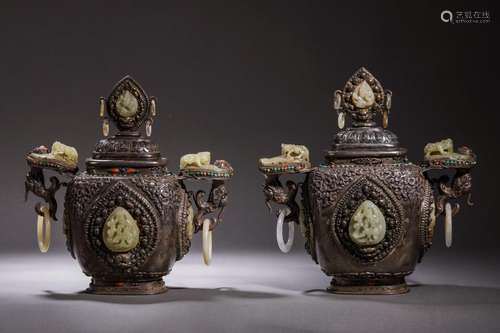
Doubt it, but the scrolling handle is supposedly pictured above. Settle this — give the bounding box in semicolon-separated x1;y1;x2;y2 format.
421;139;476;247
178;153;233;265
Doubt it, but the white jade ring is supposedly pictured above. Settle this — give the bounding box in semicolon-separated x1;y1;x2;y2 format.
37;206;51;253
202;218;213;265
276;209;294;253
445;202;453;248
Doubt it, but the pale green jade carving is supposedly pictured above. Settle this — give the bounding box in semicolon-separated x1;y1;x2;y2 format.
180;151;211;169
351;80;375;109
116;90;139;117
259;143;310;167
348;200;386;246
424;138;453;159
179;151;228;172
29;141;78;168
102;207;140;252
424;138;472;160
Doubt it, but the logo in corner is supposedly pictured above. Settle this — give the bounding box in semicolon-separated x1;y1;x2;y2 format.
441;10;453;23
440;9;491;24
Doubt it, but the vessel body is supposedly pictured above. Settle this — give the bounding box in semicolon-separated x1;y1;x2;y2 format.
64;168;192;294
307;162;433;294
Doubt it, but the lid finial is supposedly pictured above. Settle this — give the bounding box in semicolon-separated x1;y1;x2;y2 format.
89;76;165;168
99;76;157;134
333;67;392;128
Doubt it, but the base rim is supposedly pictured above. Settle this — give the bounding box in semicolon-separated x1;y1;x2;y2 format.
327;283;409;295
328;276;409;295
86;279;167;295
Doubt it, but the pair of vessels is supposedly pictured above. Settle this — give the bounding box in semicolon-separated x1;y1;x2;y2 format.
25;68;476;295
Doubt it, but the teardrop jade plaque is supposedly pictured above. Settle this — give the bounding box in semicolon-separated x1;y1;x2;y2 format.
348;200;386;246
103;206;140;252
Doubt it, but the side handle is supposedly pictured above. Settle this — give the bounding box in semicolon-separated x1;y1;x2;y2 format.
263;174;302;253
178;152;233;265
422;139;477;248
25;143;78;252
257;143;315;257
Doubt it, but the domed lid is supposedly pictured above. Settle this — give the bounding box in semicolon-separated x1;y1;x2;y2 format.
326;67;407;161
86;76;167;168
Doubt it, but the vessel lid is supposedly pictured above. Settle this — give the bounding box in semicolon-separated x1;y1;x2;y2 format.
326;67;406;161
86;76;167;168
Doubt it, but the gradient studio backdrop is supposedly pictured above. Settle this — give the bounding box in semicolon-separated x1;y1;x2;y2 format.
0;1;497;259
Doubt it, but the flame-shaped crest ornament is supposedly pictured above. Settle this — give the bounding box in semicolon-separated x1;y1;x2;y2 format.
106;76;151;131
334;67;392;128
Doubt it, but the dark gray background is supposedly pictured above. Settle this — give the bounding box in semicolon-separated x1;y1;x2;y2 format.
0;1;499;333
0;0;497;254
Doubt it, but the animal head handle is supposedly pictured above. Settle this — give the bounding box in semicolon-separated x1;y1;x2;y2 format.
177;152;234;265
422;138;477;248
333;67;392;128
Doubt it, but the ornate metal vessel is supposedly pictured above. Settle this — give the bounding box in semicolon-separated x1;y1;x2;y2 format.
25;76;233;295
258;67;477;295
